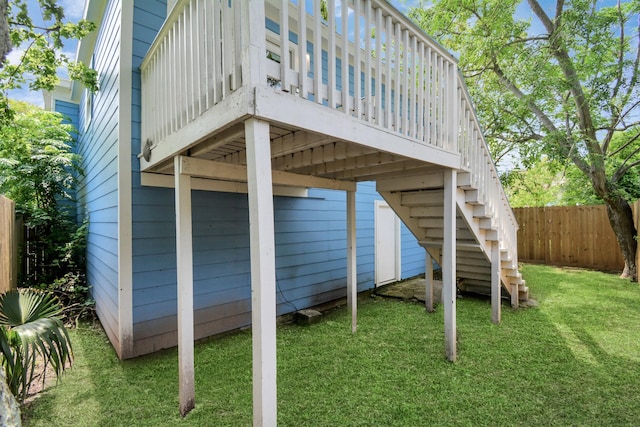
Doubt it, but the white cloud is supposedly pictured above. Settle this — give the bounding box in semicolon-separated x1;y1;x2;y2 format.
5;48;25;66
60;0;87;21
8;87;45;108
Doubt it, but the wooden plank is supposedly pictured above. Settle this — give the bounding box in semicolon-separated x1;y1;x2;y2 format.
491;241;501;324
347;191;357;333
280;0;290;92
443;169;457;362
0;196;17;293
425;250;434;313
327;0;336;108
180;157;356;191
245;118;278;427
341;0;349;112
174;156;195;417
313;0;322;104
298;0;308;98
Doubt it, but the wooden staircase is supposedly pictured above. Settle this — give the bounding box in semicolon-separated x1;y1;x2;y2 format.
377;170;529;306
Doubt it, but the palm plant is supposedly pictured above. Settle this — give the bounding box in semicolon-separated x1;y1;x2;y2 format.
0;289;73;402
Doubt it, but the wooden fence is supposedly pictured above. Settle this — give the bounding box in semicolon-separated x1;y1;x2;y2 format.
514;201;640;272
0;195;19;292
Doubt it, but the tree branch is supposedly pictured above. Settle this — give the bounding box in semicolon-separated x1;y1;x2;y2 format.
609;133;640;159
612;156;640;183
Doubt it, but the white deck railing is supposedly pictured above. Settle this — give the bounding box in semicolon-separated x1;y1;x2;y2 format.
457;76;519;261
140;0;518;262
141;0;461;155
141;0;243;147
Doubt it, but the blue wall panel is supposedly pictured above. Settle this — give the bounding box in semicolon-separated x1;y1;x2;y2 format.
127;2;424;354
73;0;122;346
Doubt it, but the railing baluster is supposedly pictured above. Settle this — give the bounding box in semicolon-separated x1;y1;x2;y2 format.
393;22;401;131
314;0;322;104
328;0;336;107
375;6;383;126
280;0;290;92
384;14;392;129
353;0;361;117
417;41;424;142
409;35;417;138
364;1;372;121
233;2;242;90
299;0;308;99
341;0;349;113
401;29;409;135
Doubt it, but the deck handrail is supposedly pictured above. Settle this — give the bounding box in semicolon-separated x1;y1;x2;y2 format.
457;71;519;258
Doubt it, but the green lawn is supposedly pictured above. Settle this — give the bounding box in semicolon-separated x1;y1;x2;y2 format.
22;264;640;426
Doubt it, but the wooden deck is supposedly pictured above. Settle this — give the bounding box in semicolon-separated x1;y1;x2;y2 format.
138;0;527;424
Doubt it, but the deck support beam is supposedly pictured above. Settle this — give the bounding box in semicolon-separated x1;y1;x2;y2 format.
443;169;457;362
491;241;501;324
347;190;357;333
174;156;195;416
425;250;434;313
245;118;278;427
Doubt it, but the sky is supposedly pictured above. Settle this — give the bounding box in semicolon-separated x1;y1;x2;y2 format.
6;0;86;106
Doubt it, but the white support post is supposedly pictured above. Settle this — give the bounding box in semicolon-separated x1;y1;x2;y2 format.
425;250;434;313
443;169;457;362
511;284;519;309
347;190;357;333
245;118;277;427
174;155;195;416
491;241;501;324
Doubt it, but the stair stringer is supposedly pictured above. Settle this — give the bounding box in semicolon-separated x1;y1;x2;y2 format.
455;188;514;297
376;189;442;269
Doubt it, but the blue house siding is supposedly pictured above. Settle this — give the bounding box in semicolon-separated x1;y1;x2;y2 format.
74;0;122;348
54;100;79;130
124;0;426;356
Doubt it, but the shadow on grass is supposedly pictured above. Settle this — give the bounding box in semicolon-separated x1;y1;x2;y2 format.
22;264;640;426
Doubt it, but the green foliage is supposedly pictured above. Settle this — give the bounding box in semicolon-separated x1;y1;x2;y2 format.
0;101;80;222
0;101;86;288
1;0;97;123
0;288;72;402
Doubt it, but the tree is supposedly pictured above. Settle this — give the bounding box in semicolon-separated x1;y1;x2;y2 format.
409;0;640;281
0;100;83;285
0;0;97;122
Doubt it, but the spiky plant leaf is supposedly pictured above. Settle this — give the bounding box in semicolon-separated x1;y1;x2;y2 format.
0;289;72;401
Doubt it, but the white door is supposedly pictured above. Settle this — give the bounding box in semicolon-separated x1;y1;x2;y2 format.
375;201;401;286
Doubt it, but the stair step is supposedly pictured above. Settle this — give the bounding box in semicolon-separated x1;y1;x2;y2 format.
457;271;492;281
484;229;499;241
410;206;444;218
478;218;495;230
424;228;476;240
458;249;487;259
473;205;491;218
401;190;444;207
377;172;445;192
464;189;484;205
415;217;469;228
419;239;482;249
458;264;491;275
457;172;474;189
456;257;489;267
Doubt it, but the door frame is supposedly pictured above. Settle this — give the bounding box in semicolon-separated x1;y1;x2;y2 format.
374;200;401;286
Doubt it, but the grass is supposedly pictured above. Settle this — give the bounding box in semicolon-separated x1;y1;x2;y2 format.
21;264;640;426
